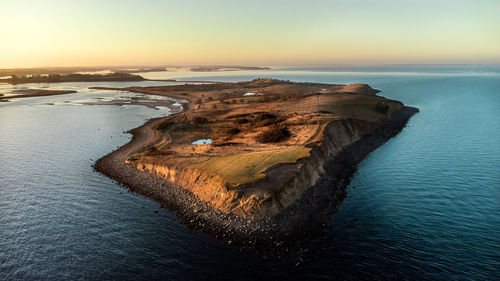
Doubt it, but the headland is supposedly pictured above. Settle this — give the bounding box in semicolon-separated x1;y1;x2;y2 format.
94;79;418;249
0;89;77;102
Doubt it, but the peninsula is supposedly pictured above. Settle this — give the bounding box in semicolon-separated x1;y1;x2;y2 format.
3;72;145;85
94;79;418;248
0;89;77;102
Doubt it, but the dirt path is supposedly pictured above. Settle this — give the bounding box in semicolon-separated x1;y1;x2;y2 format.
303;123;325;145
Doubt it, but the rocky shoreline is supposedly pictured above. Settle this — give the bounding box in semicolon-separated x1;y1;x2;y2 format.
94;103;417;251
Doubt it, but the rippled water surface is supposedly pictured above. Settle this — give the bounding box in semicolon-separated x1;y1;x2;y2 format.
1;67;499;280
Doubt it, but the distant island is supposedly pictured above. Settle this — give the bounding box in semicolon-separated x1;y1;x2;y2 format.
118;67;166;73
0;66;169;77
3;72;146;85
190;66;271;72
94;78;418;249
0;89;77;102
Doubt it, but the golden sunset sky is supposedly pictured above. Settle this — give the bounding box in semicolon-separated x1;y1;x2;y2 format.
1;0;499;67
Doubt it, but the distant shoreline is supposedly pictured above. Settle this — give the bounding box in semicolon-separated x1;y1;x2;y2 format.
0;65;271;85
190;66;271;72
2;72;146;85
0;89;77;102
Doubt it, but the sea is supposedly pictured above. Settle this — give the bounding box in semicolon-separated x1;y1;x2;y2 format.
1;65;499;280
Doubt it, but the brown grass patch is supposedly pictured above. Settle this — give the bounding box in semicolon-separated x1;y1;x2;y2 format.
256;125;291;143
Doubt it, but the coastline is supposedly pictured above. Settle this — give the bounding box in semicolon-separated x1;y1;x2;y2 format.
0;89;77;102
94;90;418;250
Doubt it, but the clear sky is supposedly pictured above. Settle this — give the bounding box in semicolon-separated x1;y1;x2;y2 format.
1;0;499;68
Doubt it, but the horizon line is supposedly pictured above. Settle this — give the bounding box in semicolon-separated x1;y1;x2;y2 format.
2;62;500;70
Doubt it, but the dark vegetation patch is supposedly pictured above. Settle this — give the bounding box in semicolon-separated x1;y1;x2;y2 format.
257;96;280;103
255;112;277;121
225;127;241;135
253;112;286;127
192;116;209;124
318;110;332;114
235;118;249;124
226;113;253;119
156;121;174;131
171;122;197;132
229;112;286;128
256;125;291;143
374;102;389;114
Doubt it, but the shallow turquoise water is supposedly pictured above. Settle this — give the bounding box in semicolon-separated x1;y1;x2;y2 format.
0;67;499;280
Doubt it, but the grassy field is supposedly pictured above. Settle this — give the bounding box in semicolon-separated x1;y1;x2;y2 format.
189;146;311;186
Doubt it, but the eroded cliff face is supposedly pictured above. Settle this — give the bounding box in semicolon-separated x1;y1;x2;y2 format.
252;118;377;217
128;103;404;218
131;161;240;213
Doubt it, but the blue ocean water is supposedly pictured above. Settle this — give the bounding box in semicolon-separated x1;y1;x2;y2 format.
1;66;499;280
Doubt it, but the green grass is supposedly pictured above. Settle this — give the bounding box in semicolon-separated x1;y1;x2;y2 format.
190;146;311;186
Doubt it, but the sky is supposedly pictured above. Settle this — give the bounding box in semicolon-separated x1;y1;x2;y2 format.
1;0;499;68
